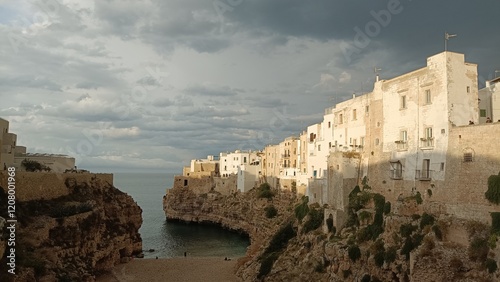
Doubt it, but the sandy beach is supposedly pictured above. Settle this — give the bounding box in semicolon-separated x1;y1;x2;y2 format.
97;257;241;282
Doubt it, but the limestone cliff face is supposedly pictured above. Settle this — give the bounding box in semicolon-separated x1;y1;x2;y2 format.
0;174;142;282
164;182;500;282
163;183;297;248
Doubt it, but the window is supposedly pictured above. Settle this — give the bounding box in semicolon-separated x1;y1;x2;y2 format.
329;142;332;148
467;86;470;93
480;109;487;117
318;145;321;151
339;114;343;124
463;153;473;162
365;105;369;113
243;157;247;163
421;127;433;147
425;89;431;104
328;121;331;128
353;139;357;146
400;130;408;142
390;161;403;179
353;109;357;120
400;95;407;109
440;163;445;171
421;159;431;180
425;127;433;139
398;130;408;150
375;138;380;145
360;137;365;147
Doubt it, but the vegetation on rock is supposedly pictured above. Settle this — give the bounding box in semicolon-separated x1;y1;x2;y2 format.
485;172;500;204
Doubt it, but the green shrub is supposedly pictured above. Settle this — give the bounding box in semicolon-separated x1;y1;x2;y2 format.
294;197;309;222
400;224;417;238
383;202;391;215
258;253;279;279
373;194;385;212
485;173;500;204
427;189;433;197
348;245;361;262
264;222;296;255
485;258;498;273
265;205;278;218
384;246;397;264
420;213;435;229
359;210;372;222
303;208;324;233
411;214;421;221
468;237;489;262
374;251;385;267
315;261;326;273
326;217;334;233
491;212;500;234
342;269;352;279
361;274;371;282
489;234;498;249
357;227;371;243
258;183;274;199
415;192;423;204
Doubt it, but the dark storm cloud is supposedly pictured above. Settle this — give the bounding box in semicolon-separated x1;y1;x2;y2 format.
223;0;500;79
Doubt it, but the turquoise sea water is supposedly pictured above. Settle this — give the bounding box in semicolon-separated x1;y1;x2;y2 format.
113;173;250;258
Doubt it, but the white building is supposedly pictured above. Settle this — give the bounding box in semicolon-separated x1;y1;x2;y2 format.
478;77;500;123
237;161;261;192
219;150;259;177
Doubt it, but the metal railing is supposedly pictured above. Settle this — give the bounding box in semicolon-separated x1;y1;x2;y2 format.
415;169;432;180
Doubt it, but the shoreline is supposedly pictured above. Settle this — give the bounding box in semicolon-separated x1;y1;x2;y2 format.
97;256;242;282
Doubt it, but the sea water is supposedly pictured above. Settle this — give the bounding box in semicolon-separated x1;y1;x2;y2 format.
113;173;250;258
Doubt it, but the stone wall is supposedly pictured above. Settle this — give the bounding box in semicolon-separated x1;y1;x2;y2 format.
0;171;113;202
171;174;237;196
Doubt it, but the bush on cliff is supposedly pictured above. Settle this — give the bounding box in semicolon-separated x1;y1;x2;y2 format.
265;205;278;218
257;183;274;199
302;207;324;233
258;222;296;278
348;245;361;262
294;196;309;222
486;172;500;204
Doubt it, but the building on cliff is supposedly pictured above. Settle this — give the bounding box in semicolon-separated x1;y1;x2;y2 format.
219;150;259;177
182;155;220;177
0;118;75;172
0;118;17;170
478;76;500;124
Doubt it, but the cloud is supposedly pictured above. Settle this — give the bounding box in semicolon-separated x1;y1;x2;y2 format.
339;71;352;83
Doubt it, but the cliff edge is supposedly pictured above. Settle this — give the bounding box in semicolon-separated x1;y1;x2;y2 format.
0;172;142;282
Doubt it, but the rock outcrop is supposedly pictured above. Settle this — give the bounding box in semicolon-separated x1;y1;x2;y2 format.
0;173;142;282
164;179;500;281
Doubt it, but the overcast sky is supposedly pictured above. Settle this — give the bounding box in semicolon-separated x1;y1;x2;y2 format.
1;0;499;173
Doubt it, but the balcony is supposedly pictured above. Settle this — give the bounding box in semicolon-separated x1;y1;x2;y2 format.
420;137;434;149
395;140;408;151
415;170;432;181
281;154;291;158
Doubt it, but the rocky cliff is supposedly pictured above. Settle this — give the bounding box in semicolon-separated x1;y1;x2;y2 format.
164;180;500;282
0;174;142;282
